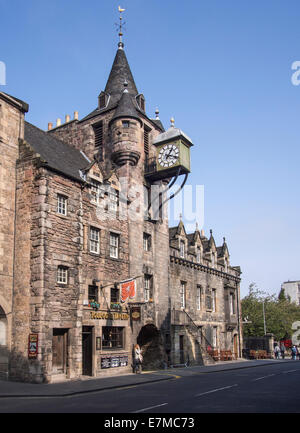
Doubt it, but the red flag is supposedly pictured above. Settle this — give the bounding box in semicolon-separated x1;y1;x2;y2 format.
120;279;136;303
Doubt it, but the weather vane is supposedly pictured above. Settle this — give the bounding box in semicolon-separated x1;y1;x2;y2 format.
117;6;126;48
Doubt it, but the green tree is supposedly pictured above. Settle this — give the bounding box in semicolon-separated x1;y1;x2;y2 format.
241;283;300;341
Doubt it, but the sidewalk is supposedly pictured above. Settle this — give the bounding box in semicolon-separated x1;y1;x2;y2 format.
0;359;296;398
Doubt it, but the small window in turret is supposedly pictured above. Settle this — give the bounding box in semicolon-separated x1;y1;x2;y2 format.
122;120;130;128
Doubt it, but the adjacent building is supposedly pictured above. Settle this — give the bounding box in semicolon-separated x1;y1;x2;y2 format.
281;281;300;305
0;34;242;382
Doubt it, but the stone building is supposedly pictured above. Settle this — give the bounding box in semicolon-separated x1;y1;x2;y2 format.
0;36;242;382
280;281;300;305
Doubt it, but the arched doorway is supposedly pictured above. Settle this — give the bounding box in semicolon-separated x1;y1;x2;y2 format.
137;324;166;370
0;306;8;377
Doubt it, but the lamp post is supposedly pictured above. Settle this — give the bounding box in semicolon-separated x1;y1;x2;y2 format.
262;300;267;335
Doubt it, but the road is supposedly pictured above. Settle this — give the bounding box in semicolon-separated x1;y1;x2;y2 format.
1;361;300;413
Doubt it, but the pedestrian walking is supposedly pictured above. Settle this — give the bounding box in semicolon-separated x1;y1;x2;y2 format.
274;344;280;359
134;344;143;374
280;343;286;360
291;345;297;360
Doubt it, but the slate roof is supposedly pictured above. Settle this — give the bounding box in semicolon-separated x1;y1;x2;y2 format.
81;47;138;122
80;47;164;132
153;126;193;146
169;226;178;239
24;122;89;182
110;89;141;124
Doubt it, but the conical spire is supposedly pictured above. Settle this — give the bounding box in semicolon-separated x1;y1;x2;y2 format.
104;47;138;109
110;82;141;125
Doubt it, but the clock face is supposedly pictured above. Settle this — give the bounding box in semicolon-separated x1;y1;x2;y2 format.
158;143;179;168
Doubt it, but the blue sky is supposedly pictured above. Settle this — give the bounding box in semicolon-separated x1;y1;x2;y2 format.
1;0;300;298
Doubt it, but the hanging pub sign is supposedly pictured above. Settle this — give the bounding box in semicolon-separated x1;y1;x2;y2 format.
28;334;38;359
120;278;136;303
131;306;141;322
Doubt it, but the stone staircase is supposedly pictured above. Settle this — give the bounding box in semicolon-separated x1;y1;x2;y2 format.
171;308;216;366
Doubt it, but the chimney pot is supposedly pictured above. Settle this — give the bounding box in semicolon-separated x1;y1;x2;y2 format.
56;118;61;127
74;111;78;120
201;229;205;237
48;122;53;131
65;114;70;123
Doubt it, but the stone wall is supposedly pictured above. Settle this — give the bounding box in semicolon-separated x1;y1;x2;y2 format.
0;94;26;378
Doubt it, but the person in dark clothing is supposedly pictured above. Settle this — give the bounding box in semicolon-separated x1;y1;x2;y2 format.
280;343;286;360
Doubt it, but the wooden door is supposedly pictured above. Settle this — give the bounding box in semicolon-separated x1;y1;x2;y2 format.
82;326;93;376
233;334;238;359
52;329;67;373
179;335;184;364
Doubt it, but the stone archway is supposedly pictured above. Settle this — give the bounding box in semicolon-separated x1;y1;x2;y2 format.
137;324;166;370
0;306;8;378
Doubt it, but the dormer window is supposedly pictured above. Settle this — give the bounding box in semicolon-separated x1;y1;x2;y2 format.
225;258;228;273
98;91;109;110
180;240;185;259
196;247;201;263
211;253;216;268
136;94;145;112
90;179;101;204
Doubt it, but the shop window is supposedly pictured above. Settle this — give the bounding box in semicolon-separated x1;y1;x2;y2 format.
102;326;124;349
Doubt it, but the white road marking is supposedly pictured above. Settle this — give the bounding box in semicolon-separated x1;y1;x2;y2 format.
252;374;276;382
195;384;238;397
131;403;168;413
283;369;298;374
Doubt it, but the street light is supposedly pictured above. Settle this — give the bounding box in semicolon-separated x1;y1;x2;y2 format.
262;300;267;335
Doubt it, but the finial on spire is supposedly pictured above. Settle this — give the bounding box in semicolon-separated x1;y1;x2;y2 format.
210;229;213;236
196;222;199;231
155;108;160;119
170;117;175;127
118;6;126;49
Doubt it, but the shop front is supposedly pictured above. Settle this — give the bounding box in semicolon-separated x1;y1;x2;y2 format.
82;309;132;377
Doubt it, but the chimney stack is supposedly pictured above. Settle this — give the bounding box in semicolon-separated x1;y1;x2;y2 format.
56;118;61;127
48;122;53;131
201;229;205;237
74;111;78;120
65;114;70;123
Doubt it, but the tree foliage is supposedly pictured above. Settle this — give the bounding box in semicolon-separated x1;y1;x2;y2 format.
241;283;300;341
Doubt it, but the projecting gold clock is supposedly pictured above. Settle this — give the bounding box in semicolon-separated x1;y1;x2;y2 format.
144;120;194;181
158;143;180;168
